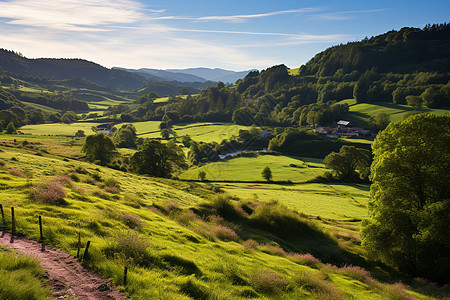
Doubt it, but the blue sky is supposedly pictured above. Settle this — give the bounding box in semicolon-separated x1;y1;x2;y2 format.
0;0;448;70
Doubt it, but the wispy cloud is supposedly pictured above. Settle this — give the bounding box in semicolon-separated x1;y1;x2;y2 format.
0;0;367;69
0;0;145;31
164;8;322;23
312;9;389;21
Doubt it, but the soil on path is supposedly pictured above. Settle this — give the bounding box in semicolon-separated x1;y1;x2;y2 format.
0;232;126;300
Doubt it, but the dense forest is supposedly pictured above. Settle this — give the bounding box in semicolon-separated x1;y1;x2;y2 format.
118;24;449;127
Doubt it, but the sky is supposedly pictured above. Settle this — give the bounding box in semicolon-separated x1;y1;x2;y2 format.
0;0;448;71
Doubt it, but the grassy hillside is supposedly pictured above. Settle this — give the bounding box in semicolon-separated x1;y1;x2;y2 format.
337;99;449;127
0;134;445;299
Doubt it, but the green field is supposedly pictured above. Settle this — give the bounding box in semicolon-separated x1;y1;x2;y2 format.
338;99;448;127
221;182;369;220
288;67;300;76
127;121;251;143
179;154;326;182
153;94;192;103
19;123;98;136
0;132;442;299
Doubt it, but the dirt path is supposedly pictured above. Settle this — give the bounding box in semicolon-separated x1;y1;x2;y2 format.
0;232;126;300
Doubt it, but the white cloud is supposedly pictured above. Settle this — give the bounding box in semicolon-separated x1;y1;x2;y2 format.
0;0;145;31
0;0;363;69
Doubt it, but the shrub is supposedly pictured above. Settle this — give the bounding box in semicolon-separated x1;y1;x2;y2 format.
71;185;86;194
118;212;143;229
8;168;27;178
249;202;321;237
288;253;321;268
104;186;120;194
104;231;157;268
249;269;288;295
382;282;415;300
242;239;259;251
174;210;200;226
30;182;67;205
53;175;73;187
210;225;239;242
337;265;375;286
104;176;121;189
211;195;243;220
258;243;287;257
293;272;345;300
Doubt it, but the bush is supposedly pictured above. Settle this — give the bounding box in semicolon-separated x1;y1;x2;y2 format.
8;168;27;178
288;253;321;268
210;225;239;242
30;182;67;205
293;272;345;299
249;269;288;295
337;265;375;286
104;177;120;189
103;231;157;268
211;195;243;220
249;202;321;237
53;175;73;187
258;243;287;257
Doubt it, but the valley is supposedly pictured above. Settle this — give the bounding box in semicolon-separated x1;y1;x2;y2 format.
0;22;449;300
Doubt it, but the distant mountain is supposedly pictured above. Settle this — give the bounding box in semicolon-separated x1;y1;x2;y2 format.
115;67;254;84
167;67;255;83
0;49;147;90
118;68;207;83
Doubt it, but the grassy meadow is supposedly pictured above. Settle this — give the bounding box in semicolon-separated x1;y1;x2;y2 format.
338;99;448;127
0;134;444;299
179;154;326;182
121;121;251;143
220;182;369;220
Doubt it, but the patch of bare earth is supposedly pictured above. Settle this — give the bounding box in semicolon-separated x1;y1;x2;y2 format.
0;232;126;299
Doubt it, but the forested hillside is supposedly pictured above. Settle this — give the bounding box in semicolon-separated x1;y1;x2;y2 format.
123;24;449;127
0;49;147;90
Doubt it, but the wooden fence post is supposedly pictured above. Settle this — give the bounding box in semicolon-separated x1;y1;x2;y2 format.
0;204;5;227
76;232;81;259
10;207;15;243
124;266;128;286
39;215;43;241
82;241;91;261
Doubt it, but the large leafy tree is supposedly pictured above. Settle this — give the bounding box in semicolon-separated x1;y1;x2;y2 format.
81;133;117;165
130;140;187;178
113;124;137;148
324;145;371;181
361;113;450;283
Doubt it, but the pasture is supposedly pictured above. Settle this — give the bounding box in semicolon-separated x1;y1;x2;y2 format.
19;122;98;136
338;99;448;127
127;121;251;143
220;182;369;220
179;154;326;182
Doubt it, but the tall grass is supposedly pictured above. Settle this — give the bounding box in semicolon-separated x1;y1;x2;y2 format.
0;248;51;300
